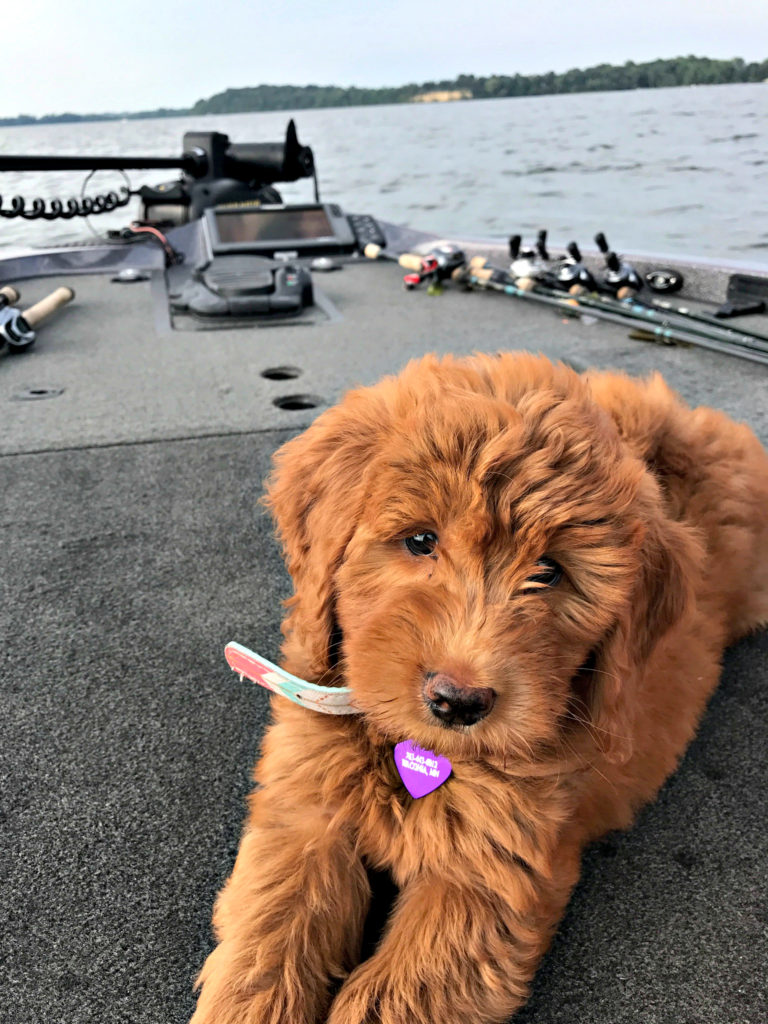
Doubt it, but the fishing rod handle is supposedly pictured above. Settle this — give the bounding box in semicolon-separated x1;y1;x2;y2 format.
363;242;385;260
23;286;75;328
0;285;20;308
362;244;428;272
398;253;428;272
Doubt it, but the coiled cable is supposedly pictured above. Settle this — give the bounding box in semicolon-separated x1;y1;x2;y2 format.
0;168;132;221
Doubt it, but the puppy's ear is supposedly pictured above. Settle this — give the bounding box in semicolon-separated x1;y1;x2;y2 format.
590;494;703;765
264;389;389;677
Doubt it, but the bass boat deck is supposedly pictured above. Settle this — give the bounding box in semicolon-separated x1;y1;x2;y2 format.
1;129;767;1024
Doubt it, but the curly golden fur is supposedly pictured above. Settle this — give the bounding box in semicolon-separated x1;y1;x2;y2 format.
190;352;768;1024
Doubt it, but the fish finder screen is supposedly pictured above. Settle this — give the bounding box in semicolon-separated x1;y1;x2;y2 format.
214;207;334;243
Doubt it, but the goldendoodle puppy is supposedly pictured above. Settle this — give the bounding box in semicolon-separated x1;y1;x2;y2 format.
191;352;768;1024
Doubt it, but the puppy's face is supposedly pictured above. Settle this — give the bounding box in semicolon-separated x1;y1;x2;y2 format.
268;354;690;765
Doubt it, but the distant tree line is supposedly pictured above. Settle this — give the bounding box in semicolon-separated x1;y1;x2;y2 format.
472;56;768;97
192;56;768;114
0;107;188;127
2;56;766;126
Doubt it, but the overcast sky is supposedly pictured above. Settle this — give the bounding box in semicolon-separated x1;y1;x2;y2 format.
3;0;768;117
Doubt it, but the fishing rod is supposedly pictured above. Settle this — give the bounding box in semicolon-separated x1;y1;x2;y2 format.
640;295;768;345
606;293;768;356
516;238;768;348
515;275;768;358
489;232;768;353
0;286;74;353
467;266;768;367
593;234;768;343
590;232;768;345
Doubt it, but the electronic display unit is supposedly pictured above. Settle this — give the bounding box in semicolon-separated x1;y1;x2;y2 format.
204;203;357;256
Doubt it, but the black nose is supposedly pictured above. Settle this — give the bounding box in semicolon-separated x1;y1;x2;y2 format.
423;672;496;727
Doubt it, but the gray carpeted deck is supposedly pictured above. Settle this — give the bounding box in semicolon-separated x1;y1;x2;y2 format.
1;253;767;1024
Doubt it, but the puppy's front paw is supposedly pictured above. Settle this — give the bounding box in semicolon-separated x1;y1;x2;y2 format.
327;966;418;1024
190;977;313;1024
190;941;326;1024
326;972;384;1024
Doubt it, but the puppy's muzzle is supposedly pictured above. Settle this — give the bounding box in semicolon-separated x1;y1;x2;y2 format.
423;672;496;727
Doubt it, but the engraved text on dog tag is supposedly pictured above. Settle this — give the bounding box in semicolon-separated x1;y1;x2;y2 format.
394;741;452;798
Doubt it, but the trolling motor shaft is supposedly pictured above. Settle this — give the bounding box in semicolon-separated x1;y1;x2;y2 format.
0;121;312;183
0;286;75;353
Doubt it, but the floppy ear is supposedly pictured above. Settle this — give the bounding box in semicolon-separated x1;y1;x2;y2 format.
264;388;389;679
589;486;703;765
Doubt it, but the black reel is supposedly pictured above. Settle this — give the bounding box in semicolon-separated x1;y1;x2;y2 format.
509;232;547;280
431;244;467;280
554;242;597;292
595;232;643;295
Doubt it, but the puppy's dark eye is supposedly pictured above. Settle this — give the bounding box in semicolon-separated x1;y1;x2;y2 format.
523;557;563;591
404;532;438;556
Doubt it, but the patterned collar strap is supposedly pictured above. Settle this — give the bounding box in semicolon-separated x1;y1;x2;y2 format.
225;641;360;715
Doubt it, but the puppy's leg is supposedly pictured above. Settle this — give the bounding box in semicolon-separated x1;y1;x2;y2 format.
190;779;370;1024
327;849;579;1024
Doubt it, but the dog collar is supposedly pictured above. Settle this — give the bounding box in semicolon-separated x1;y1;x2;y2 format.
225;641;360;715
226;642;452;797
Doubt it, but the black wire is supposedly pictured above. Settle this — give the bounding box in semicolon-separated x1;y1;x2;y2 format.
0;171;132;221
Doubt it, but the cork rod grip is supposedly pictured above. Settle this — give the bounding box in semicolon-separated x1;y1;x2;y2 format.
362;244;429;272
22;286;75;328
0;285;20;305
397;253;425;272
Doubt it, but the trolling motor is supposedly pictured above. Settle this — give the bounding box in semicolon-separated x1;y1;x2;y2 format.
0;120;316;226
594;232;643;297
140;120;316;223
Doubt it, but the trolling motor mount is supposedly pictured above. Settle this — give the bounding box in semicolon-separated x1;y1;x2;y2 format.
140;119;316;223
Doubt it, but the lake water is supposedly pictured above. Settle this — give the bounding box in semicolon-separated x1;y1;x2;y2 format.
1;82;766;262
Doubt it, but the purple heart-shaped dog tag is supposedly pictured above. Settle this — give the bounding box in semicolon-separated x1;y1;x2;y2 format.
394;741;452;799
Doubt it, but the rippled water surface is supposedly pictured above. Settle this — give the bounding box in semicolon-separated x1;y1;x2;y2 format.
1;83;766;261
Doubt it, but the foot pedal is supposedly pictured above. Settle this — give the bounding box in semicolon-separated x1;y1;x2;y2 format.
172;255;314;318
